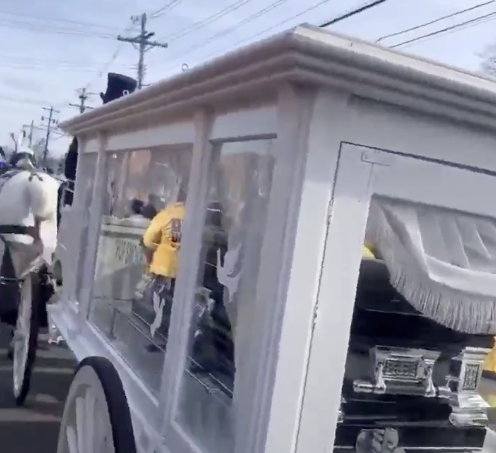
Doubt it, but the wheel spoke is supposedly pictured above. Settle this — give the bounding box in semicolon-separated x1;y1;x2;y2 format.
57;357;136;453
12;276;32;398
75;397;85;453
66;426;78;453
83;389;96;452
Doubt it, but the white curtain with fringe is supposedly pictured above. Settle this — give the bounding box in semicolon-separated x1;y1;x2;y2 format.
367;197;496;335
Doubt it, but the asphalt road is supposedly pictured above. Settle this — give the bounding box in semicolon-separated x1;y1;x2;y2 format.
1;319;496;452
0;327;76;453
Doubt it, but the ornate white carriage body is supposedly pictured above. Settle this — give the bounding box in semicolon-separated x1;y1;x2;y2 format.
49;24;496;453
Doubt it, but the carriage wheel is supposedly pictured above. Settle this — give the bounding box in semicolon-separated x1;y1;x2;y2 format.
12;273;40;405
56;356;137;453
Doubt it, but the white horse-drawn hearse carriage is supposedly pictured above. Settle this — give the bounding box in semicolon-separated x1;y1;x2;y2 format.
8;23;496;453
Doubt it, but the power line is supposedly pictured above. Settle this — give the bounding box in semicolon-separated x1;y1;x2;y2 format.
0;62;133;73
0;55;133;69
173;0;329;71
69;88;97;113
118;13;168;88
319;0;388;28
0;95;58;107
0;18;116;40
83;45;127;90
160;0;255;42
160;0;290;63
376;1;494;43
21;122;66;147
83;20;138;90
0;10;122;32
391;11;496;48
150;0;186;19
159;0;376;75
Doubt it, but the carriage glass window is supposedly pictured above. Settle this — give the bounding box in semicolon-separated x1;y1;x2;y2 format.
59;152;98;304
89;146;193;395
175;139;275;453
334;196;496;452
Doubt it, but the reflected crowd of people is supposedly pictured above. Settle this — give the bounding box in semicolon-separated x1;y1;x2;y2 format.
92;139;274;414
123;187;235;393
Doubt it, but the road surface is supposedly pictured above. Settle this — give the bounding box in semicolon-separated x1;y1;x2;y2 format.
0;327;76;453
1;322;496;452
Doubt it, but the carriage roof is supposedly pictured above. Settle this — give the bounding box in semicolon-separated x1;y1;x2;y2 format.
59;23;496;137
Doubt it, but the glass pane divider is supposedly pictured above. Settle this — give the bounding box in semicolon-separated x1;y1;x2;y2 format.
157;111;216;435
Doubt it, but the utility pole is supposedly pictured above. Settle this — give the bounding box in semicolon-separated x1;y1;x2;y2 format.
41;106;60;164
22;120;34;147
117;13;168;89
69;88;95;113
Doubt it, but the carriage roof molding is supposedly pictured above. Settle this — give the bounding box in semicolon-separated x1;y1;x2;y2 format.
59;23;496;135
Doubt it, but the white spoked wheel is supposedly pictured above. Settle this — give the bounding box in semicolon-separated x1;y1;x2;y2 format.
12;273;39;405
56;356;137;453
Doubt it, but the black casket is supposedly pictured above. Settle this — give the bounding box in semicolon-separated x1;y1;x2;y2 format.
335;257;493;453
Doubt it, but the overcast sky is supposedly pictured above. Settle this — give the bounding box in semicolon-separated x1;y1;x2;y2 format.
0;0;495;156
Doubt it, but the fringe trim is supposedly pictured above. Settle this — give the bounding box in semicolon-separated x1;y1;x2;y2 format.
370;206;496;335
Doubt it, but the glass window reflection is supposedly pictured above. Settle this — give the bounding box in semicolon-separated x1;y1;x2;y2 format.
176;139;275;453
89;146;192;394
75;153;98;300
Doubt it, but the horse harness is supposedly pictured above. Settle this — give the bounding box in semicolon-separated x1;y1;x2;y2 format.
0;169;43;238
0;170;45;285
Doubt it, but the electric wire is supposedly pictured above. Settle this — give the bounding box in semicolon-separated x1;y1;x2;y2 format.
0;64;131;73
0;56;133;74
0;95;60;107
83;21;138;90
151;0;187;19
81;0;149;92
175;0;329;70
160;0;256;42
376;0;494;43
319;0;388;28
391;11;496;48
160;0;388;73
0;18;116;40
160;0;291;63
0;10;122;33
0;55;132;68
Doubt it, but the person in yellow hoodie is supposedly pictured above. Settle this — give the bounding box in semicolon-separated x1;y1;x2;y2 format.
141;195;186;279
138;187;187;345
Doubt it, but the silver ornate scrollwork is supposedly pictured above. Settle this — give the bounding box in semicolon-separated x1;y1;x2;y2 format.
353;346;440;397
438;346;491;428
356;428;405;453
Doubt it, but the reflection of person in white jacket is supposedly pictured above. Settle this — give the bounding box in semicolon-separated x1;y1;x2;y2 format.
0;144;59;329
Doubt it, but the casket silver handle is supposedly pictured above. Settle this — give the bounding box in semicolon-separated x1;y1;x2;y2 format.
353;346;439;397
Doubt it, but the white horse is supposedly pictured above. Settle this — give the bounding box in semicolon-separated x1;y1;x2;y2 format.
0;136;61;403
0;136;59;328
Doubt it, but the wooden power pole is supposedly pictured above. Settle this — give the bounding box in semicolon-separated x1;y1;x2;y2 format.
69;88;96;114
117;13;168;89
41;106;60;163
